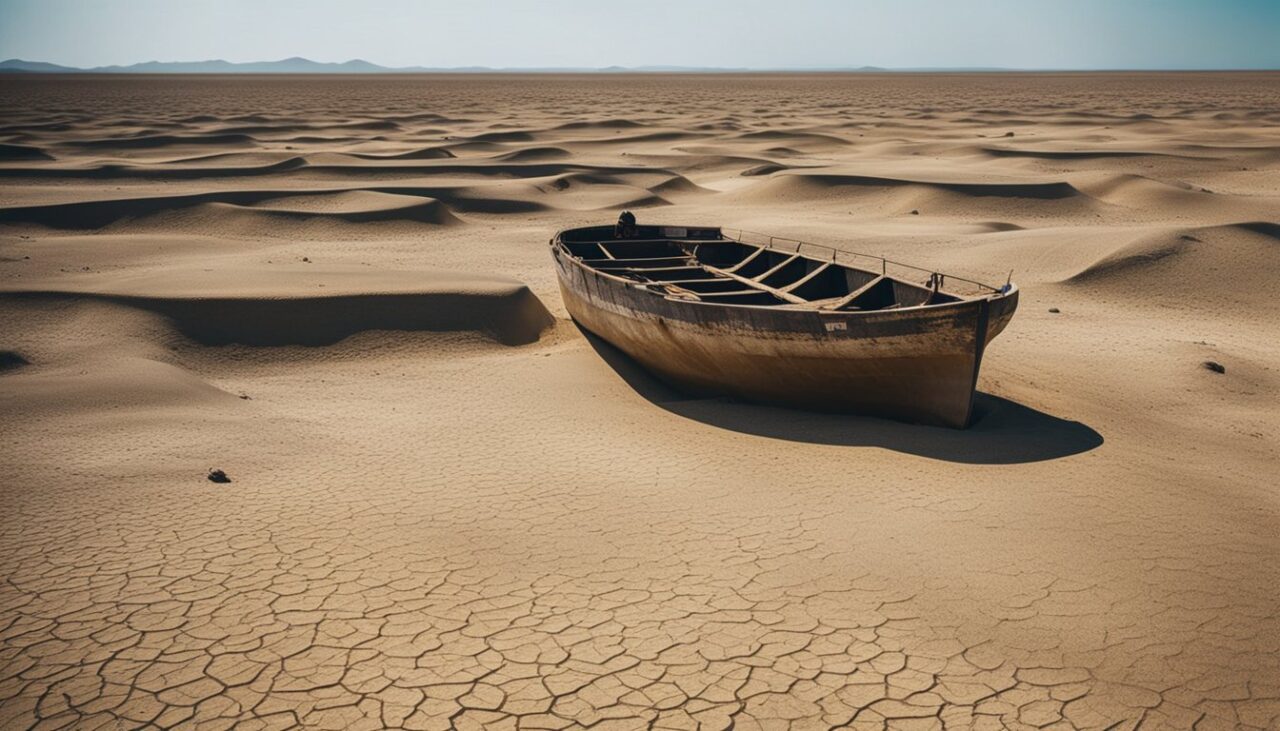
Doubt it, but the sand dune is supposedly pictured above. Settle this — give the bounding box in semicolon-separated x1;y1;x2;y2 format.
347;146;457;160
574;130;713;146
0;188;469;228
554;119;646;130
0;142;53;160
1;72;1278;731
1066;222;1280;309
465;129;537;143
979;146;1185;160
66;132;259;149
0;155;312;180
733;172;1100;221
3;271;552;345
4;354;237;413
491;145;572;161
762;172;1084;199
740;162;789;176
733;129;852;148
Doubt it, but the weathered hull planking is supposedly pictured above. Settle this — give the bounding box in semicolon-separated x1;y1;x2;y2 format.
552;224;1018;428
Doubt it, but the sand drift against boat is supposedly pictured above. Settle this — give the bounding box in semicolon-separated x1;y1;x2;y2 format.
553;216;1019;427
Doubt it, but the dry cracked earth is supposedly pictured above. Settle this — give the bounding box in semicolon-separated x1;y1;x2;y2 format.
1;73;1279;730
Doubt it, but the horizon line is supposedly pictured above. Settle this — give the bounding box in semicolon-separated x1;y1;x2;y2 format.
2;57;1277;74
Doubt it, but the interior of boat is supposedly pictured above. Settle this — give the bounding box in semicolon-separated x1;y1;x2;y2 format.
557;225;975;311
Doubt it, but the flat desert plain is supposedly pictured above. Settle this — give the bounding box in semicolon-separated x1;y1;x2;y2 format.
1;73;1278;730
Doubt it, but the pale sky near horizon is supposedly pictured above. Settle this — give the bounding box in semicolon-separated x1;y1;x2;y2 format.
1;0;1277;70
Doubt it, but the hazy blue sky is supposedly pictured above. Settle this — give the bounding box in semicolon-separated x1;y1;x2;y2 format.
1;0;1277;69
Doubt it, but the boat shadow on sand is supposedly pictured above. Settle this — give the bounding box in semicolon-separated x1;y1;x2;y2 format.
580;327;1103;465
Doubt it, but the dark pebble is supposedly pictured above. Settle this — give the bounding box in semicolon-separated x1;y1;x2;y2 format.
1048;307;1060;313
207;468;231;483
1202;361;1225;374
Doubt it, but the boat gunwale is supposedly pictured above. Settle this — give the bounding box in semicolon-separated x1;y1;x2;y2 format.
551;226;1018;318
721;227;1005;295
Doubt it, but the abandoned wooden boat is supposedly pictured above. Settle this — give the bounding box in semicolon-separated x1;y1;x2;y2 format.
551;221;1018;428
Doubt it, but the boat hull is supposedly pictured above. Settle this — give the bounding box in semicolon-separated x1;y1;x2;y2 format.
554;245;1017;428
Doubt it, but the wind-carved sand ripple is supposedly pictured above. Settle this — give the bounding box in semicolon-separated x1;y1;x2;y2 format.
1;72;1278;730
0;189;470;229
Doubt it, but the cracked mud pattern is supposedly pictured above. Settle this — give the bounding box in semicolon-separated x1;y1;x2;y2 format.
2;74;1279;729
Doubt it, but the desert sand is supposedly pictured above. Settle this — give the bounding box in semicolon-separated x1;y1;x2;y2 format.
1;72;1278;730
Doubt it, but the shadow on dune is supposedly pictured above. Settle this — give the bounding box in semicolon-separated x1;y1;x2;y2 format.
5;288;555;347
579;327;1102;465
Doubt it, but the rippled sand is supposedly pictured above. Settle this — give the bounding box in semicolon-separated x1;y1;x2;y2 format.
1;73;1278;730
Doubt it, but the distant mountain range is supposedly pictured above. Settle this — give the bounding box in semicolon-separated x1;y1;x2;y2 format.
0;57;425;73
0;57;1023;74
